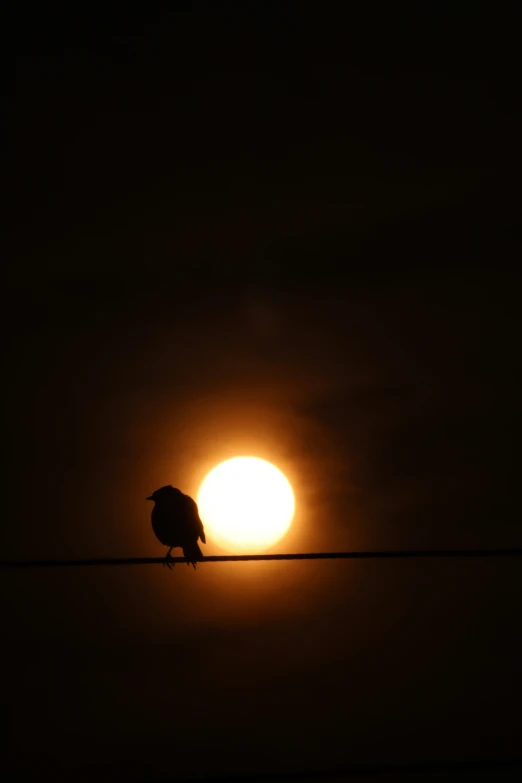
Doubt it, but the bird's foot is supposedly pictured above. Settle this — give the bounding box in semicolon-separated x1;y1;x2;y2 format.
163;553;175;570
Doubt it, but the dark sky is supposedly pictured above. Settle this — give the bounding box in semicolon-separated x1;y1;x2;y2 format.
4;6;522;781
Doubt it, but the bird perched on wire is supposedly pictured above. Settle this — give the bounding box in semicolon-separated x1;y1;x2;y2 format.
147;485;206;569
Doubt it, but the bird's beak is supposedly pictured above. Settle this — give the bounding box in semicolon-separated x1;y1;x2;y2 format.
146;496;154;501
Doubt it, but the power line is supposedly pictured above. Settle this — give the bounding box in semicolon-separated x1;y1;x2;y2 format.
154;757;522;782
1;548;521;569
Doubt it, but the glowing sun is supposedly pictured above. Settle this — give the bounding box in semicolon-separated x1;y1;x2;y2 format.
197;457;295;552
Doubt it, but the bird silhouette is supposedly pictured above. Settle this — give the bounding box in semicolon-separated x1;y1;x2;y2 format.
147;485;206;569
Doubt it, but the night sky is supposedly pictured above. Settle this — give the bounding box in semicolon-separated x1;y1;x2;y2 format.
5;7;522;781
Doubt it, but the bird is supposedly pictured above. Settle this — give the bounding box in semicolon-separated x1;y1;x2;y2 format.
147;485;206;569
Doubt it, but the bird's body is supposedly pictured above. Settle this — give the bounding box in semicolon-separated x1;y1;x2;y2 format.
147;485;206;568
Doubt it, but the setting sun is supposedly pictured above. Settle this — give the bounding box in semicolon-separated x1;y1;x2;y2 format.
197;457;295;552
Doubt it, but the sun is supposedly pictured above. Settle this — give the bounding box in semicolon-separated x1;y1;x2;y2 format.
197;457;295;552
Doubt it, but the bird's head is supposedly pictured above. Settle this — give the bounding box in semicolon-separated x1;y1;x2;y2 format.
146;485;181;502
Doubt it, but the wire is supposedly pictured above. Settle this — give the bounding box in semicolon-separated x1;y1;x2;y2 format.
142;757;522;782
1;548;521;568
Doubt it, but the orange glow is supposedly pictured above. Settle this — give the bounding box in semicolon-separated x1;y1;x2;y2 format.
197;457;295;552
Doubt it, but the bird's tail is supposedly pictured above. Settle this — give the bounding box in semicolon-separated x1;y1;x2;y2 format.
183;541;204;569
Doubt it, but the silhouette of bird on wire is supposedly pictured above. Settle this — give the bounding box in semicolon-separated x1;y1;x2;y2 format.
147;485;206;569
